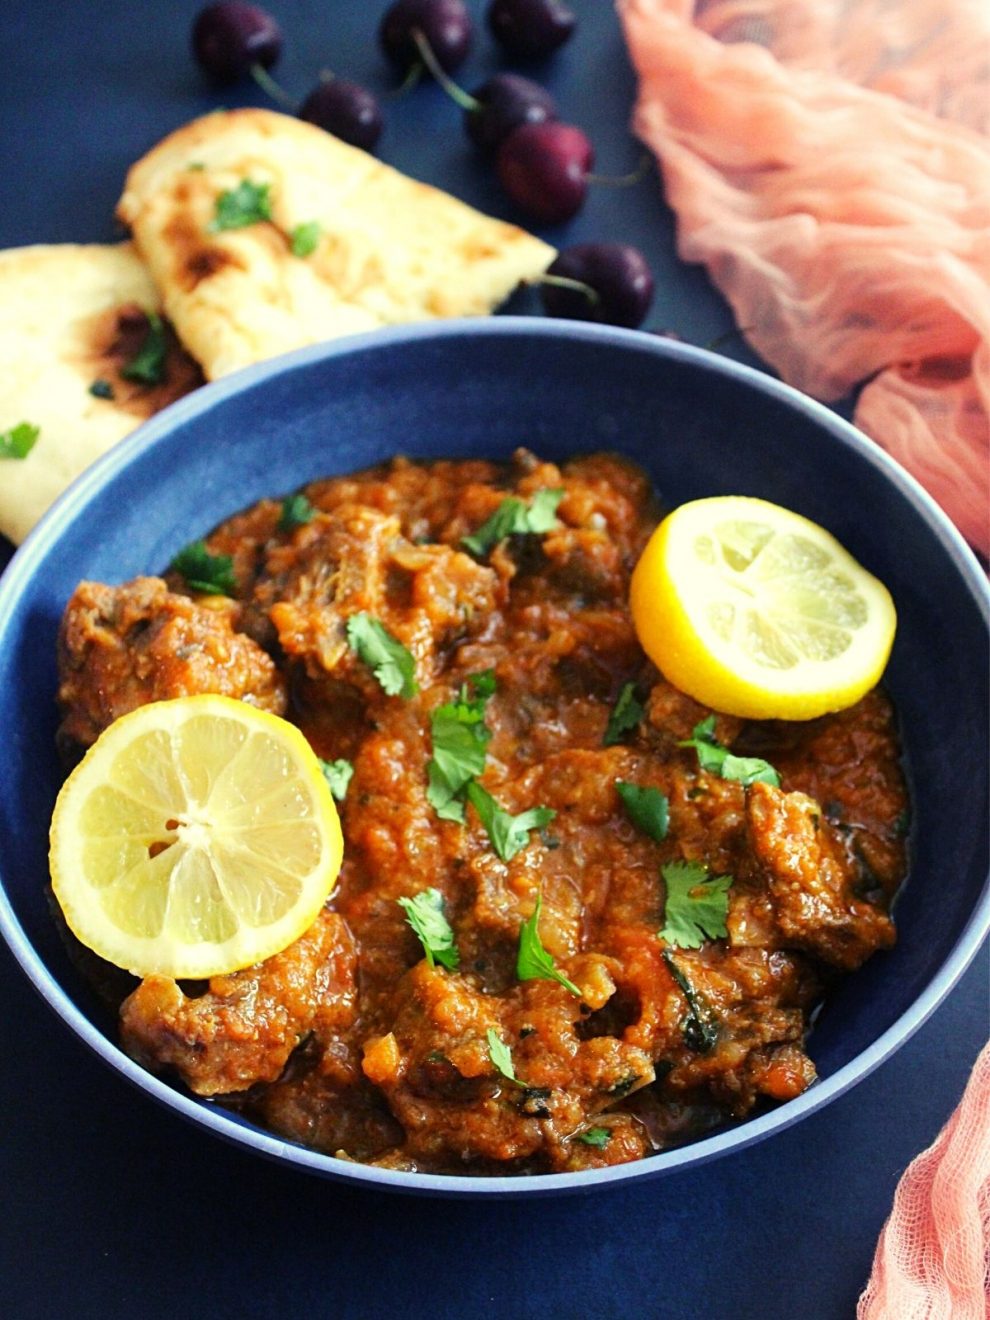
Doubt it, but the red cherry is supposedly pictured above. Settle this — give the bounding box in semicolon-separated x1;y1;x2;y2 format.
540;243;655;328
379;0;473;76
496;121;593;224
487;0;576;59
191;2;282;83
465;74;557;153
299;79;384;153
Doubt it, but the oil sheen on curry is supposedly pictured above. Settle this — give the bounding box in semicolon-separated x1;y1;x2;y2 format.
55;451;907;1176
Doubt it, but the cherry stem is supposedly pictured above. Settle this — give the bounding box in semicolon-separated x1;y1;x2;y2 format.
411;29;480;112
529;274;601;307
586;153;653;188
384;61;424;99
249;61;298;113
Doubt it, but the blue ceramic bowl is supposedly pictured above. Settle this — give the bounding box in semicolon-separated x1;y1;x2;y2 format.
1;320;987;1196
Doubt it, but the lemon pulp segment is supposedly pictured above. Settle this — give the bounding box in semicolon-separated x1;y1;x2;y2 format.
49;695;343;978
630;497;896;720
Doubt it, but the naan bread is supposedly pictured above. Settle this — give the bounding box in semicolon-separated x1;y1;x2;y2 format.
117;108;556;380
0;243;201;544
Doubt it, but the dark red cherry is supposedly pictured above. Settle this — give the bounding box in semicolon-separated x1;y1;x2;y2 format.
379;0;473;76
299;78;384;152
496;121;592;224
191;2;282;83
465;73;557;152
486;0;576;59
540;243;655;329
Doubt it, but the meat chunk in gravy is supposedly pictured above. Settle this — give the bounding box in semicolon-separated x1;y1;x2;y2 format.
55;451;908;1175
57;577;286;753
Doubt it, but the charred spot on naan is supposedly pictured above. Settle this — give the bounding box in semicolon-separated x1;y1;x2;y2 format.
159;211;251;294
116;108;557;380
184;246;246;291
72;302;203;418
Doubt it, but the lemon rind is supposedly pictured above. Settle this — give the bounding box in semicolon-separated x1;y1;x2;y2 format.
630;497;897;721
49;694;343;979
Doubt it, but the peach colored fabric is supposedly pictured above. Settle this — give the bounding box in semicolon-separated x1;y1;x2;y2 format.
618;0;990;554
858;1041;990;1319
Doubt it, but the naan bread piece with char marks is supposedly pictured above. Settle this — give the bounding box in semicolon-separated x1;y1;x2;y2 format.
0;243;202;544
117;108;557;380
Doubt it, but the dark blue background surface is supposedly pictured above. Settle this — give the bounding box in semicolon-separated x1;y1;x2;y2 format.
0;3;986;1317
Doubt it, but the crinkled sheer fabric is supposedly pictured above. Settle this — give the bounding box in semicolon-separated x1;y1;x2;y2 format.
858;1041;990;1319
618;0;990;553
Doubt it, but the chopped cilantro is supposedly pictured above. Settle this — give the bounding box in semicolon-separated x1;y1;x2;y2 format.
466;782;555;863
208;179;273;232
461;488;563;557
468;667;496;699
121;312;168;386
345;612;418;699
516;893;581;996
578;1127;611;1149
426;673;495;822
0;421;40;460
319;758;353;802
290;220;322;257
662;948;720;1053
278;492;316;532
524;487;564;533
170;540;237;597
615;781;668;843
678;716;780;787
486;1028;521;1085
659;860;732;949
397;888;459;971
88;378;115;400
603;682;644;747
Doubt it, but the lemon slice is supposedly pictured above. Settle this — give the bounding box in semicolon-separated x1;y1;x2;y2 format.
630;496;896;721
49;695;343;979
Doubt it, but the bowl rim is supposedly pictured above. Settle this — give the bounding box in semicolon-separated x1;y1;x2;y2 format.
1;316;988;1198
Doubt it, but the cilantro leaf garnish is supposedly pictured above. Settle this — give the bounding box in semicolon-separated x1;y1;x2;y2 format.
88;378;115;400
516;893;581;997
525;487;564;533
0;421;40;460
466;782;555;863
678;716;780;787
468;667;496;699
208;179;273;232
278;492;316;532
616;781;669;843
426;673;495;822
319;758;353;802
346;612;418;698
463;499;526;555
290;220;322;257
461;488;563;557
662;948;720;1053
121;312;168;386
397;888;459;971
603;682;645;746
659;860;732;949
577;1127;611;1149
486;1027;521;1085
170;540;237;597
